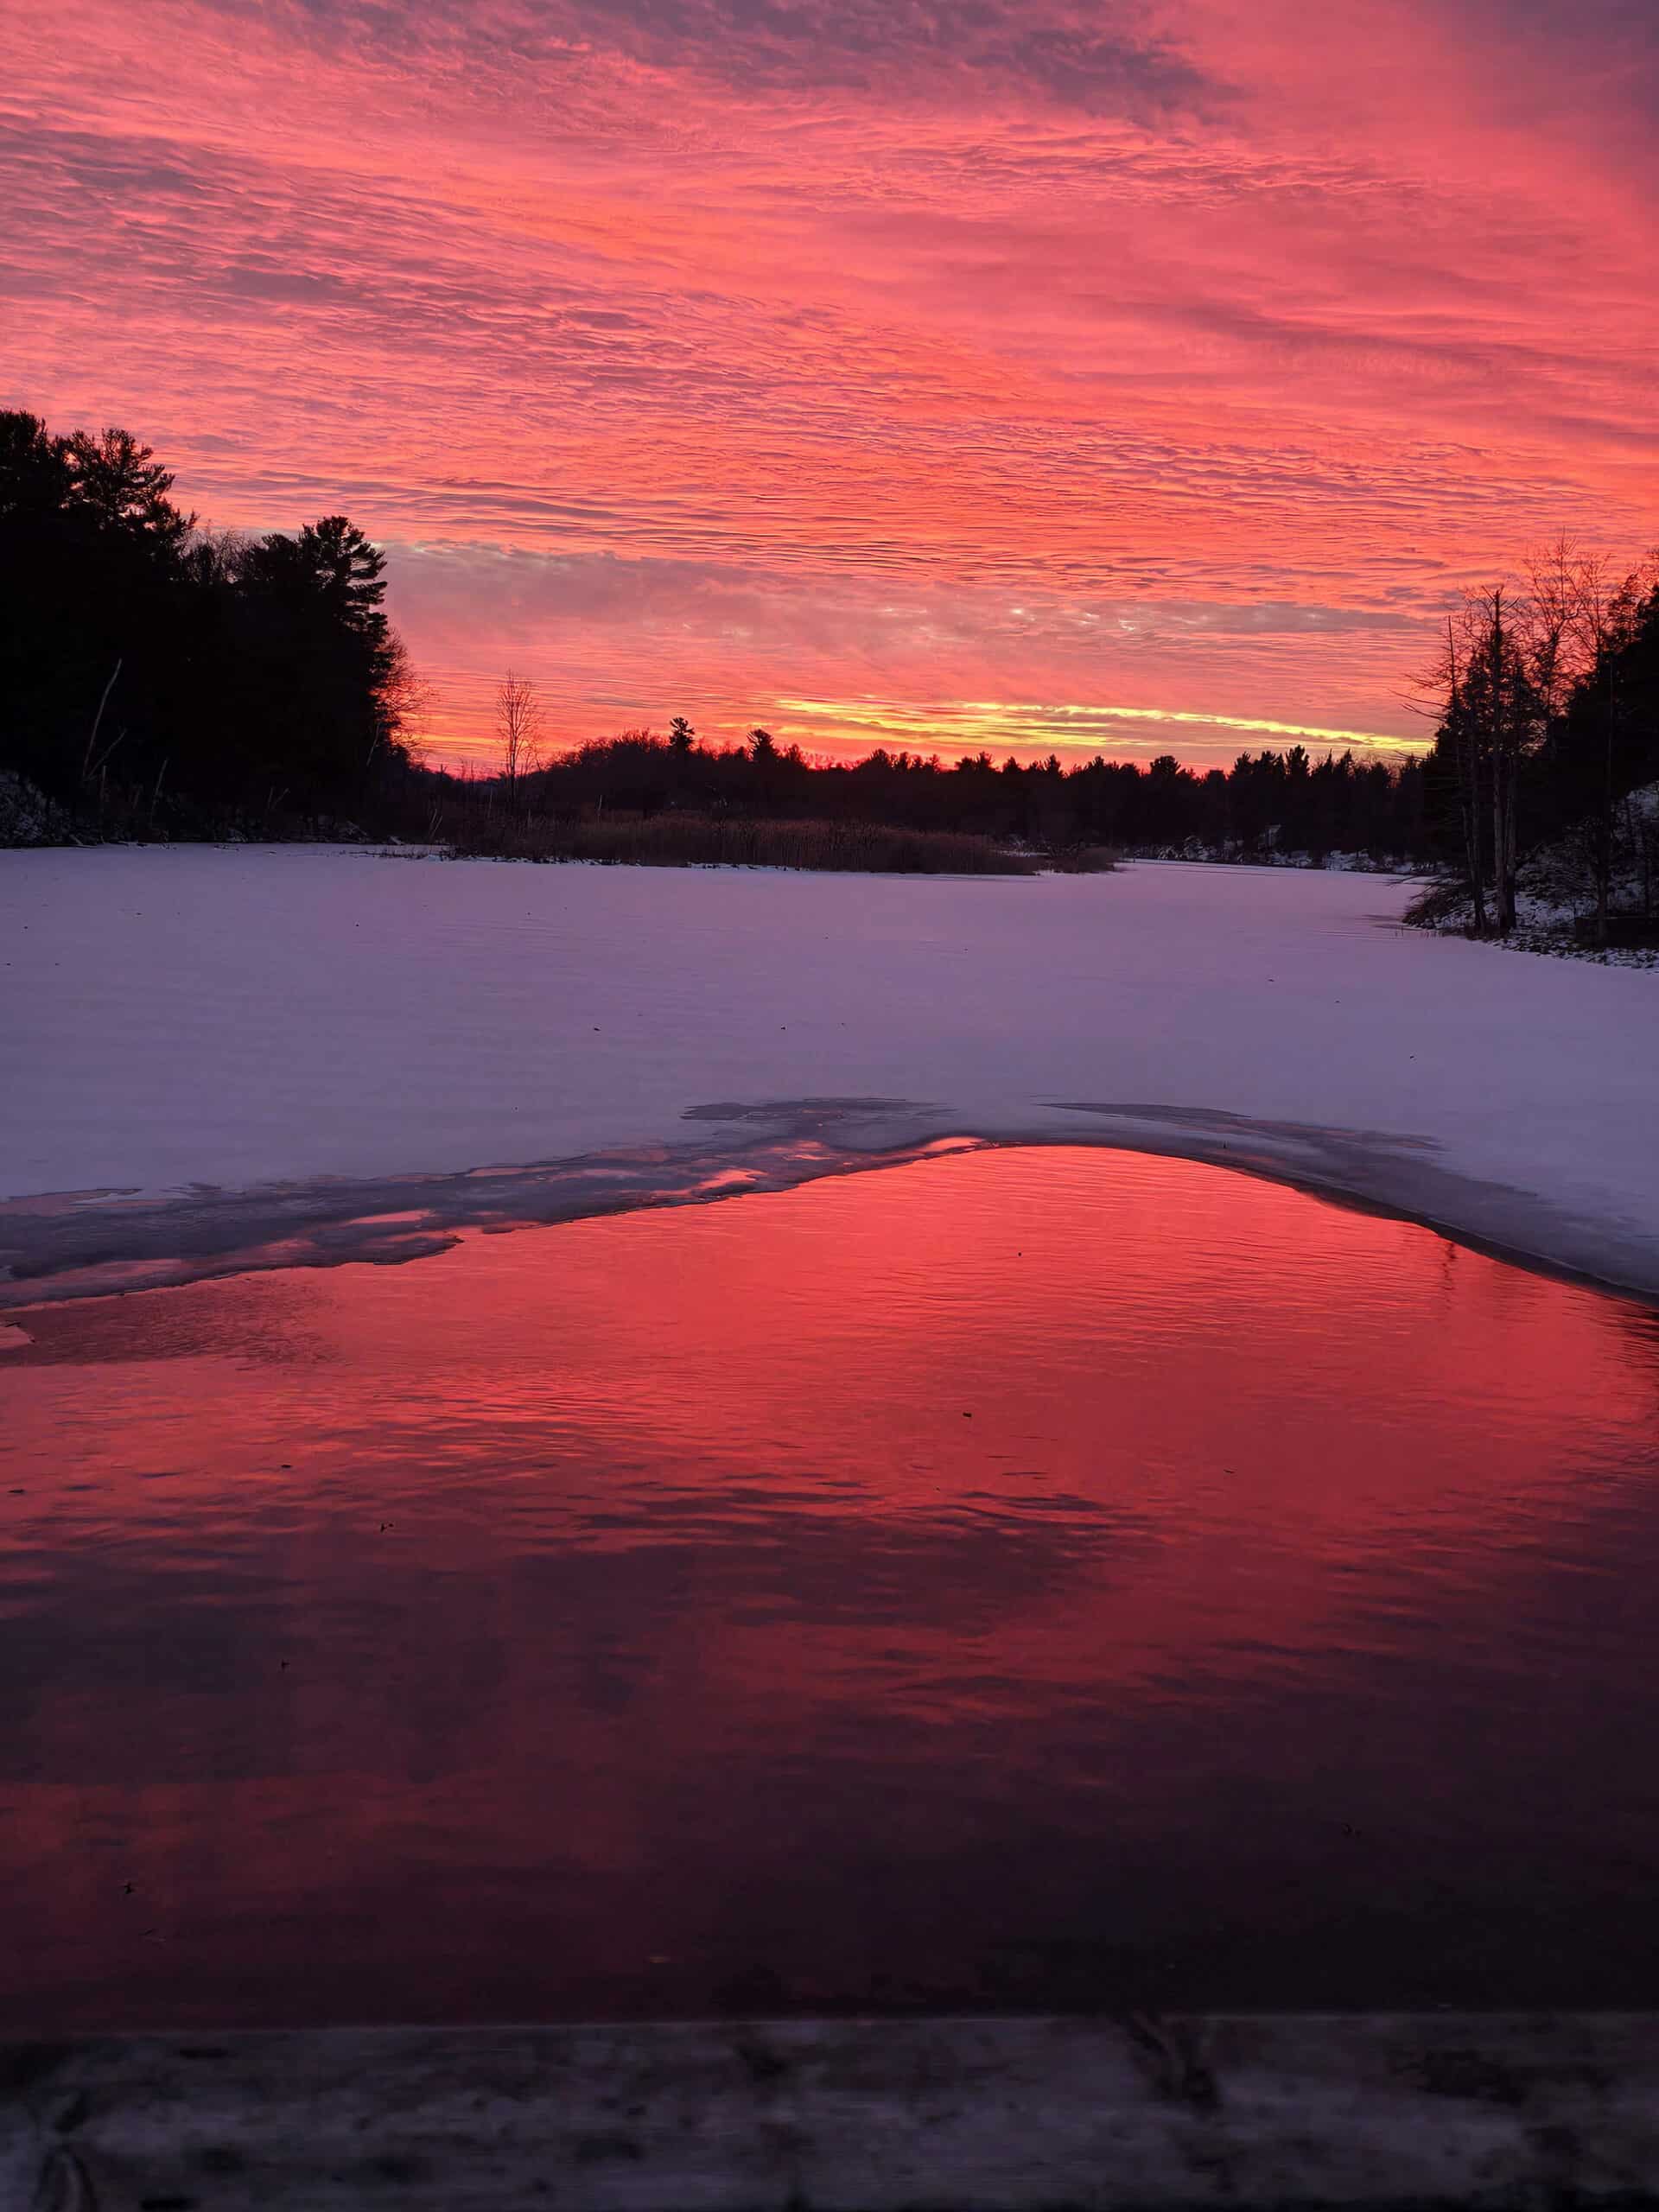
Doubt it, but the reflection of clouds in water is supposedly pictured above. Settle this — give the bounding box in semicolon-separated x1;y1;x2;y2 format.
3;1147;1658;2026
7;1274;334;1369
3;1491;1147;1778
1616;1303;1659;1385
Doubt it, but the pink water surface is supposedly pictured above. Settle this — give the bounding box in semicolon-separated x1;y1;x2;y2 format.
3;1147;1658;2030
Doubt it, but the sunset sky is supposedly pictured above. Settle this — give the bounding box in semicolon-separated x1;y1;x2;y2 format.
5;0;1656;768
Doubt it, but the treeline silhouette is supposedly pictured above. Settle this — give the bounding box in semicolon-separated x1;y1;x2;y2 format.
447;723;1430;866
2;407;1435;865
1;408;418;836
1417;544;1659;940
44;404;1659;890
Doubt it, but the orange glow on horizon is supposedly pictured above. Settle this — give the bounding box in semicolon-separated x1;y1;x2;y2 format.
409;690;1426;774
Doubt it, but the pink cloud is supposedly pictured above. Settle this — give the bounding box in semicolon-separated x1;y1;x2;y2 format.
3;0;1654;765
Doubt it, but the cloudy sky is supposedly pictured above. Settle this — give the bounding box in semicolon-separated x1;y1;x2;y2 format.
4;0;1656;766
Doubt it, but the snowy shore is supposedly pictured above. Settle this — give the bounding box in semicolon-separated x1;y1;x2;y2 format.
3;844;1657;1306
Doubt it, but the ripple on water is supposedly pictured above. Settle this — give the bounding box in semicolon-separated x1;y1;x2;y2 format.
3;1144;1658;2030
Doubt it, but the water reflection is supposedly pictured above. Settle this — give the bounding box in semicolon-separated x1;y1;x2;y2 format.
3;1146;1659;2030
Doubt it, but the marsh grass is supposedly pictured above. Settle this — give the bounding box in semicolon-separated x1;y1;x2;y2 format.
442;811;1039;874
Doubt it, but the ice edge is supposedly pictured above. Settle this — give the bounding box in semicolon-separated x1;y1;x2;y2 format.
4;1096;1659;1316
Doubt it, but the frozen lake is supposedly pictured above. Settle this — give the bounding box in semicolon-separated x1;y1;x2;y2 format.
5;1146;1659;2031
4;845;1659;1302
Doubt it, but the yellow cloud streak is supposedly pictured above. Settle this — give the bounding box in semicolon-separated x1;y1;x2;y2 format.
777;696;1424;756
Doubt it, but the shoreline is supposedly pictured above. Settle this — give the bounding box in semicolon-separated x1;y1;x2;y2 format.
7;849;1658;1317
6;1100;1659;1318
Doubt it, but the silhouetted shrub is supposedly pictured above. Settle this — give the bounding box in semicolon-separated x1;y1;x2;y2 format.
1044;843;1122;873
440;811;1037;874
1403;878;1473;929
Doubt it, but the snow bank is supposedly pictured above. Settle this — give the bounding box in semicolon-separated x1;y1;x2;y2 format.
3;846;1657;1302
1407;783;1659;970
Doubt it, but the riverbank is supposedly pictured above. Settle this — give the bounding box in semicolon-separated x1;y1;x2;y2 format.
3;845;1656;1306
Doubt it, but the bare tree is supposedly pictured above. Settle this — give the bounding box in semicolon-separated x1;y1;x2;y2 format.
1524;536;1584;726
1484;589;1521;933
1419;610;1489;934
1523;541;1637;944
1571;553;1625;947
374;635;435;771
494;671;544;803
1472;588;1554;934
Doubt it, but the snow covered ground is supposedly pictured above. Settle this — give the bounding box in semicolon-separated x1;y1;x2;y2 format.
1407;783;1659;970
3;844;1657;1304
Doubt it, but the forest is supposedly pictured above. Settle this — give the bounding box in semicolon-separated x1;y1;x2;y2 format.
1414;548;1659;943
0;409;417;840
3;408;1654;918
459;715;1429;869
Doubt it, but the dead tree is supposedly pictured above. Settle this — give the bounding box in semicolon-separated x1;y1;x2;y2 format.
1433;614;1489;935
494;671;544;807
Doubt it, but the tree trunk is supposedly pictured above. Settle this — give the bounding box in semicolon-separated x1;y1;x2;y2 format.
1594;715;1614;944
1493;747;1520;934
1463;723;1488;938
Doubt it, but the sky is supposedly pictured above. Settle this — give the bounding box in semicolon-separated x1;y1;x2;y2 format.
4;1;1656;770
